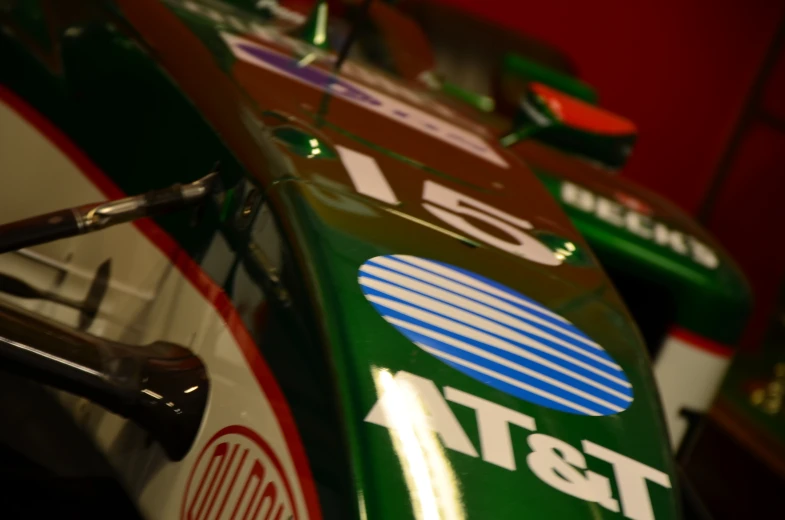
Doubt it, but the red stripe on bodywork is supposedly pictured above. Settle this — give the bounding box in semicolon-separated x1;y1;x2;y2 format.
531;82;636;135
0;85;322;520
669;326;735;358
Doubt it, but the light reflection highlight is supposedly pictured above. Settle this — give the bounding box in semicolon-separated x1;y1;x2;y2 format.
554;241;577;261
373;368;464;520
297;52;318;67
142;389;163;400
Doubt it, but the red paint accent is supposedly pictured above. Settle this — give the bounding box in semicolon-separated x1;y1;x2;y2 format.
530;82;636;135
0;86;322;520
613;191;653;216
202;442;239;519
183;425;299;520
436;0;785;212
217;448;249;519
669;326;735;358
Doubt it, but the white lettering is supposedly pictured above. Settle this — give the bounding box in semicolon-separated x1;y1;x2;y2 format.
653;224;688;255
527;434;618;511
689;238;719;269
583;441;672;520
422;181;561;266
625;212;653;239
587;471;621;512
561;181;719;269
365;373;674;518
335;145;399;204
365;371;478;457
561;182;595;212
596;198;626;227
333;148;557;265
445;387;536;470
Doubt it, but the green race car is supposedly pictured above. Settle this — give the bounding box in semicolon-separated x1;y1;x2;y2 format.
337;0;752;452
0;1;742;518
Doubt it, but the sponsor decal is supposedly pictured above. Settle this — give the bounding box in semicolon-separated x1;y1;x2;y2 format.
337;146;563;266
220;32;509;169
366;371;671;520
561;182;719;269
170;0;488;136
183;425;297;520
358;254;633;416
614;191;653;216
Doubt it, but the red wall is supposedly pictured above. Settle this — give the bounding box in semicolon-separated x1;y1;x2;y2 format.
434;0;783;212
705;44;785;349
433;0;785;348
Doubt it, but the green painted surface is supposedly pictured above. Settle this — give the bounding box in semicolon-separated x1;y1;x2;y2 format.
532;160;750;345
269;178;678;519
272;126;337;159
441;80;495;113
0;1;682;518
502;52;598;105
290;0;330;50
533;230;595;267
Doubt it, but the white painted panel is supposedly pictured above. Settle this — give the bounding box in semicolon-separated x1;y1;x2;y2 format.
0;94;314;519
336;144;400;204
654;335;731;448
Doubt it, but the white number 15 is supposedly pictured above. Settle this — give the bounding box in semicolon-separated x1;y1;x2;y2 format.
336;145;561;266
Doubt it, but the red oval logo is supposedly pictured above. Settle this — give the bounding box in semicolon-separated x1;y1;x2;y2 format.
182;425;298;520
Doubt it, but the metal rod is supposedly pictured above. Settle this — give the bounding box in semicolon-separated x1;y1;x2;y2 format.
0;171;219;255
333;0;374;73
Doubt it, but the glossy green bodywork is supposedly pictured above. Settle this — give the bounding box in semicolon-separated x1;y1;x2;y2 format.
290;0;329;50
441;80;495;113
0;1;681;518
512;141;751;346
272;125;338;159
270;177;675;519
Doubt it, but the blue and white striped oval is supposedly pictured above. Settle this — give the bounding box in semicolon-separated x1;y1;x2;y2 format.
359;255;633;416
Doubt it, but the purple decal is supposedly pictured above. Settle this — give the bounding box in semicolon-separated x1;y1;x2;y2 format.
238;43;381;106
392;110;409;118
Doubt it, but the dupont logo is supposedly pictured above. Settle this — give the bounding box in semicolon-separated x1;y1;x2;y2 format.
182;425;297;520
359;255;633;416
